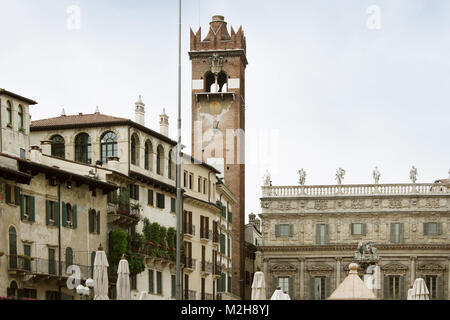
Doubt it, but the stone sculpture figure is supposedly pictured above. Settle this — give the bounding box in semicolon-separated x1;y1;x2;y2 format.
335;168;346;185
410;166;418;184
298;169;307;185
263;170;271;187
373;166;381;184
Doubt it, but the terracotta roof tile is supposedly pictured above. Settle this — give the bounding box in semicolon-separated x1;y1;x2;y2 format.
31;113;129;128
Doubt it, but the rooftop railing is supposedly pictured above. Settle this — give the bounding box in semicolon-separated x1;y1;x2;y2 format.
262;183;450;198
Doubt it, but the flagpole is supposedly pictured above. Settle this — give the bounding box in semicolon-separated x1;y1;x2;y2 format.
175;0;183;301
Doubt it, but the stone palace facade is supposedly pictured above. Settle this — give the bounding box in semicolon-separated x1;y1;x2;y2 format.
259;181;450;300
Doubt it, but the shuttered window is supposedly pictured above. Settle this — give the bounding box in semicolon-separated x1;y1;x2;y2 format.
220;234;226;254
48;248;56;275
157;193;165;209
390;223;404;244
424;222;442;235
156;271;162;295
275;224;294;237
148;190;154;206
316;224;329;245
6;185;20;205
148;269;154;293
171;198;176;213
66;247;73;269
171;275;176;298
384;275;405;300
351;223;366;236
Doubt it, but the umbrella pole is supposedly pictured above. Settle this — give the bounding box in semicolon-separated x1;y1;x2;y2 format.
175;0;183;301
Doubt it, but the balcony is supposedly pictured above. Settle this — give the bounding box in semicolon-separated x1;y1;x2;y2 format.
7;255;92;280
212;264;221;279
188;290;197;300
200;261;213;276
107;202;141;228
184;224;195;238
184;257;196;273
200;229;211;242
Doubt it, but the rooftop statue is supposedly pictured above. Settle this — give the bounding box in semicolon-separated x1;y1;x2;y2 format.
298;169;307;186
263;170;271;187
335;168;346;185
410;166;418;184
373;167;381;184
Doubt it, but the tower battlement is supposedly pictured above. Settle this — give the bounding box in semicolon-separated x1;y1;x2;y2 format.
190;15;246;52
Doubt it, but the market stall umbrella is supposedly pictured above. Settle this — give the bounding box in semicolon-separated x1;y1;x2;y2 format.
116;255;131;300
327;263;378;300
93;245;110;300
251;270;266;300
410;278;430;300
282;292;291;300
270;288;285;300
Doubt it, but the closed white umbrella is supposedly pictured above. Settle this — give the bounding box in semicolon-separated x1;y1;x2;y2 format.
251;270;266;300
93;245;109;300
270;288;285;300
116;255;131;300
411;278;429;300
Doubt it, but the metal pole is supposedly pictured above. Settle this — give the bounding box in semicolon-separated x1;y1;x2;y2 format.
175;0;182;301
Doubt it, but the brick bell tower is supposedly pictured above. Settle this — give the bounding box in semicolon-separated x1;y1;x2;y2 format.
189;15;247;299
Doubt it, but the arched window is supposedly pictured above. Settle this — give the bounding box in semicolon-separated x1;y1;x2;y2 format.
156;145;164;176
218;71;228;92
9;226;17;269
8;281;18;298
205;72;216;93
50;135;65;159
130;134;139;166
101;131;118;163
65;247;73;269
75;133;91;164
145;140;152;171
18;105;24;129
6;101;12;126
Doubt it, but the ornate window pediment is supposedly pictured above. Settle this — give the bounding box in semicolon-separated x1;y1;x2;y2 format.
307;264;334;274
271;263;297;273
381;262;408;274
418;263;445;273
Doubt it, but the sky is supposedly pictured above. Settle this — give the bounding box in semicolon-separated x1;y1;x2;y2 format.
1;0;450;222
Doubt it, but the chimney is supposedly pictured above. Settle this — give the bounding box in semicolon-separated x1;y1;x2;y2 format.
249;213;261;232
135;95;145;126
159;108;169;137
40;140;51;156
30;146;42;163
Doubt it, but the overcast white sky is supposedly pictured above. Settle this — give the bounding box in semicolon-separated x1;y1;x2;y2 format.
1;0;449;222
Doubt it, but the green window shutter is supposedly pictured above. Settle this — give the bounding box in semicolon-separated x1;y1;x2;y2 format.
437;275;444;300
399;223;404;243
316;225;321;244
273;276;278;293
149;269;154;293
148;190;154;205
73;205;77;229
157;271;162;294
275;224;280;237
325;224;330;244
15;186;20;205
217;275;222;292
135;185;140;201
309;276;315;300
423;223;428;235
350;223;354;236
288;277;294;299
97;211;101;234
228;275;232;293
20;195;25;221
289;224;294;237
89;210;94;233
390;223;395;243
5;185;11;204
362;223;367;236
62;202;67;227
399;276;405;300
438;222;442;235
54;202;60;226
46;200;50;225
326;276;331;299
220;234;225;254
384;275;390;300
30;196;35;222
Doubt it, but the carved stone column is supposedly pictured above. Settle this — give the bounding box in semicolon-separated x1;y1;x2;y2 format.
263;258;269;299
448;256;450;300
336;257;342;287
410;256;417;287
299;257;305;300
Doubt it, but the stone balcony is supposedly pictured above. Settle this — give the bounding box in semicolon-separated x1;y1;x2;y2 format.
262;183;450;198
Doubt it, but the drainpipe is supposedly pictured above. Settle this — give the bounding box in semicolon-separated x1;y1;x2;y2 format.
58;182;62;300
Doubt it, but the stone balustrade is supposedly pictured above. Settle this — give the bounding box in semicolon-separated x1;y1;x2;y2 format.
262;183;450;198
